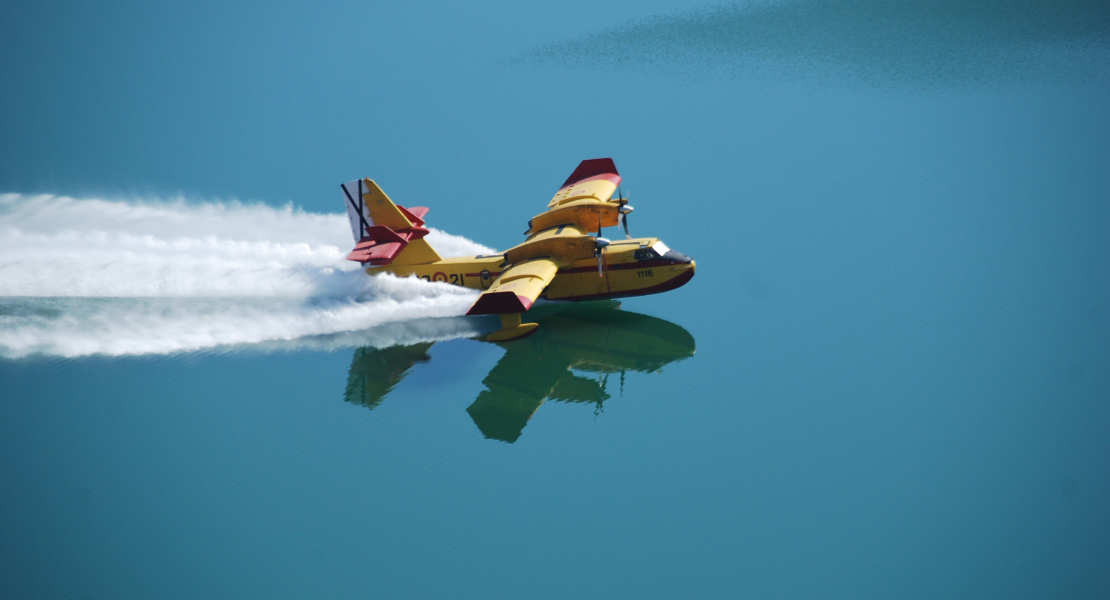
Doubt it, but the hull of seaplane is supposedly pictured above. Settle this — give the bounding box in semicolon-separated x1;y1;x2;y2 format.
366;238;695;306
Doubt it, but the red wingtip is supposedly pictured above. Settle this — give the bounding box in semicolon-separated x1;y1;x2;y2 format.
561;158;619;189
466;292;532;315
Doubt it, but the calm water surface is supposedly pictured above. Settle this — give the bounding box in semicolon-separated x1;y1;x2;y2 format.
2;1;1109;598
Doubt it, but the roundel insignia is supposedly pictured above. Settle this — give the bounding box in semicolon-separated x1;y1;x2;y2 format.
432;272;448;283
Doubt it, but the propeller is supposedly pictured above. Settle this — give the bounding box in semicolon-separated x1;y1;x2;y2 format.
594;212;608;277
616;186;634;239
595;236;610;277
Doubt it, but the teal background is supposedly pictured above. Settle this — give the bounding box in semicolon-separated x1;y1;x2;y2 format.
3;1;1109;598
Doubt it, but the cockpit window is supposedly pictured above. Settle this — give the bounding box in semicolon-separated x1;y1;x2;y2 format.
635;247;662;261
652;241;671;257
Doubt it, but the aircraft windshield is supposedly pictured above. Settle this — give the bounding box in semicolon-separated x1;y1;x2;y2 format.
652;241;670;256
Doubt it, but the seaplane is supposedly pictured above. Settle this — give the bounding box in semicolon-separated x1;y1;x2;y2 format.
340;158;696;341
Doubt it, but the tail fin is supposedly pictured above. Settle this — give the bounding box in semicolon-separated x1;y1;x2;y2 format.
340;178;442;266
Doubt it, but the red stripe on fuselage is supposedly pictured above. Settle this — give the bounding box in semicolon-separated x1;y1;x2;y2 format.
557;259;679;275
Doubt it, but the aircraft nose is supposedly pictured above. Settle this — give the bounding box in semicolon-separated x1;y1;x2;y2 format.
662;249;692;264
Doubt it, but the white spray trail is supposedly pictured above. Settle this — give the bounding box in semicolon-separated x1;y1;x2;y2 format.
0;193;497;358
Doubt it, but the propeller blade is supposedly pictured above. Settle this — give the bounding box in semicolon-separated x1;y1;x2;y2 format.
594;237;610;278
618;202;633;239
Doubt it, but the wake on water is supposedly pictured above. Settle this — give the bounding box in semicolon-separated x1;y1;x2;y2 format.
0;193;497;358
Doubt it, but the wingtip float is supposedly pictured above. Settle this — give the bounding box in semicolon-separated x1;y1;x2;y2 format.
340;158;695;341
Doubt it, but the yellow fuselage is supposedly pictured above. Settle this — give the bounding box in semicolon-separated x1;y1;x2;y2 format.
367;237;696;303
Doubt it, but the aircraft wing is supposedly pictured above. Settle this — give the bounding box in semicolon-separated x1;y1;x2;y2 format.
526;158;625;235
547;158;621;209
466;258;559;315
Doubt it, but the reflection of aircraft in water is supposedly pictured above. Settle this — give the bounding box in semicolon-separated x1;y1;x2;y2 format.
344;302;695;443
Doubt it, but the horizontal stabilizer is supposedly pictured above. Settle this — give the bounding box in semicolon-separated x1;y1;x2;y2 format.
397;205;427;227
364;225;407;245
347;240;404;265
346;225;430;265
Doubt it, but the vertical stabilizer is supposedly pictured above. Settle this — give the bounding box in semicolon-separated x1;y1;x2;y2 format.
340;178;442;265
